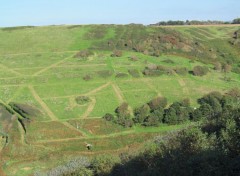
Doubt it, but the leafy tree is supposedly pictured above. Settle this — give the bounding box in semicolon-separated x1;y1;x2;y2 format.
232;18;240;24
148;97;167;111
115;102;133;127
133;104;150;124
164;107;177;124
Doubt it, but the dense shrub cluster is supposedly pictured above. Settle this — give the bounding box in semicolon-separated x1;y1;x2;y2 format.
104;88;240;130
192;65;209;76
142;64;175;76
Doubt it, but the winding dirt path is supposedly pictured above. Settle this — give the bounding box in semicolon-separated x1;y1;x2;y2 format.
28;85;58;121
82;98;96;119
85;82;111;96
33;54;75;76
34;130;135;144
0;50;79;57
111;83;124;103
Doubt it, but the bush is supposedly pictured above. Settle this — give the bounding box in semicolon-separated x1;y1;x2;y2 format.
91;155;120;176
192;66;209;76
103;113;114;121
148;97;168;111
174;67;188;75
129;55;139;61
128;69;140;78
111;50;123;57
133;104;150;124
74;50;93;58
75;96;91;105
115;72;128;78
83;74;92;81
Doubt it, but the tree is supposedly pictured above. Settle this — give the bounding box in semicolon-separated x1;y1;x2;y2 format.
164;107;177;124
115;102;133;127
232;18;240;24
133;104;150;124
148;97;167;111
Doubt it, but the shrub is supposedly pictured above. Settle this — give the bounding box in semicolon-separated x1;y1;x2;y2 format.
115;72;128;78
192;66;209;76
35;157;91;176
213;62;222;71
103;113;114;121
129;55;139;61
148;97;168;111
128;69;140;78
133;104;150;124
111;50;123;57
174;67;188;75
74;50;93;58
83;74;92;81
75;96;91;105
91;155;120;176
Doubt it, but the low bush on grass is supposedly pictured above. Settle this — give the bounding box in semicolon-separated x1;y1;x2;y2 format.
75;96;91;105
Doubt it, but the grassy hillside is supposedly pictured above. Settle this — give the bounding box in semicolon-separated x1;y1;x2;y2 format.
0;24;240;175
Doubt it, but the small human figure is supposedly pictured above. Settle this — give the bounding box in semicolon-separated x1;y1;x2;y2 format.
86;143;92;150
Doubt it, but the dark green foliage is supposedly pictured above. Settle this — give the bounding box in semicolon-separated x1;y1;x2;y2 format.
164;107;177;124
232;18;240;24
148;96;168;111
143;115;159;126
103;113;114;121
75;96;90;105
192;65;209;76
115;103;133;127
91;155;120;176
133;104;150;124
149;107;165;122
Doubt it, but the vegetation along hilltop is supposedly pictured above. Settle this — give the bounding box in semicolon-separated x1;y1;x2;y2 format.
0;23;240;175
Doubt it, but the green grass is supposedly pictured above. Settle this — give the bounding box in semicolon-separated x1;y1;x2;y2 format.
1;24;240;176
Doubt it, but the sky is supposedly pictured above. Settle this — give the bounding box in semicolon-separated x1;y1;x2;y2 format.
0;0;239;27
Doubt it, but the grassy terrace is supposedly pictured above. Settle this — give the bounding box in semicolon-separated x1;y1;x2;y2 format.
0;24;239;175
